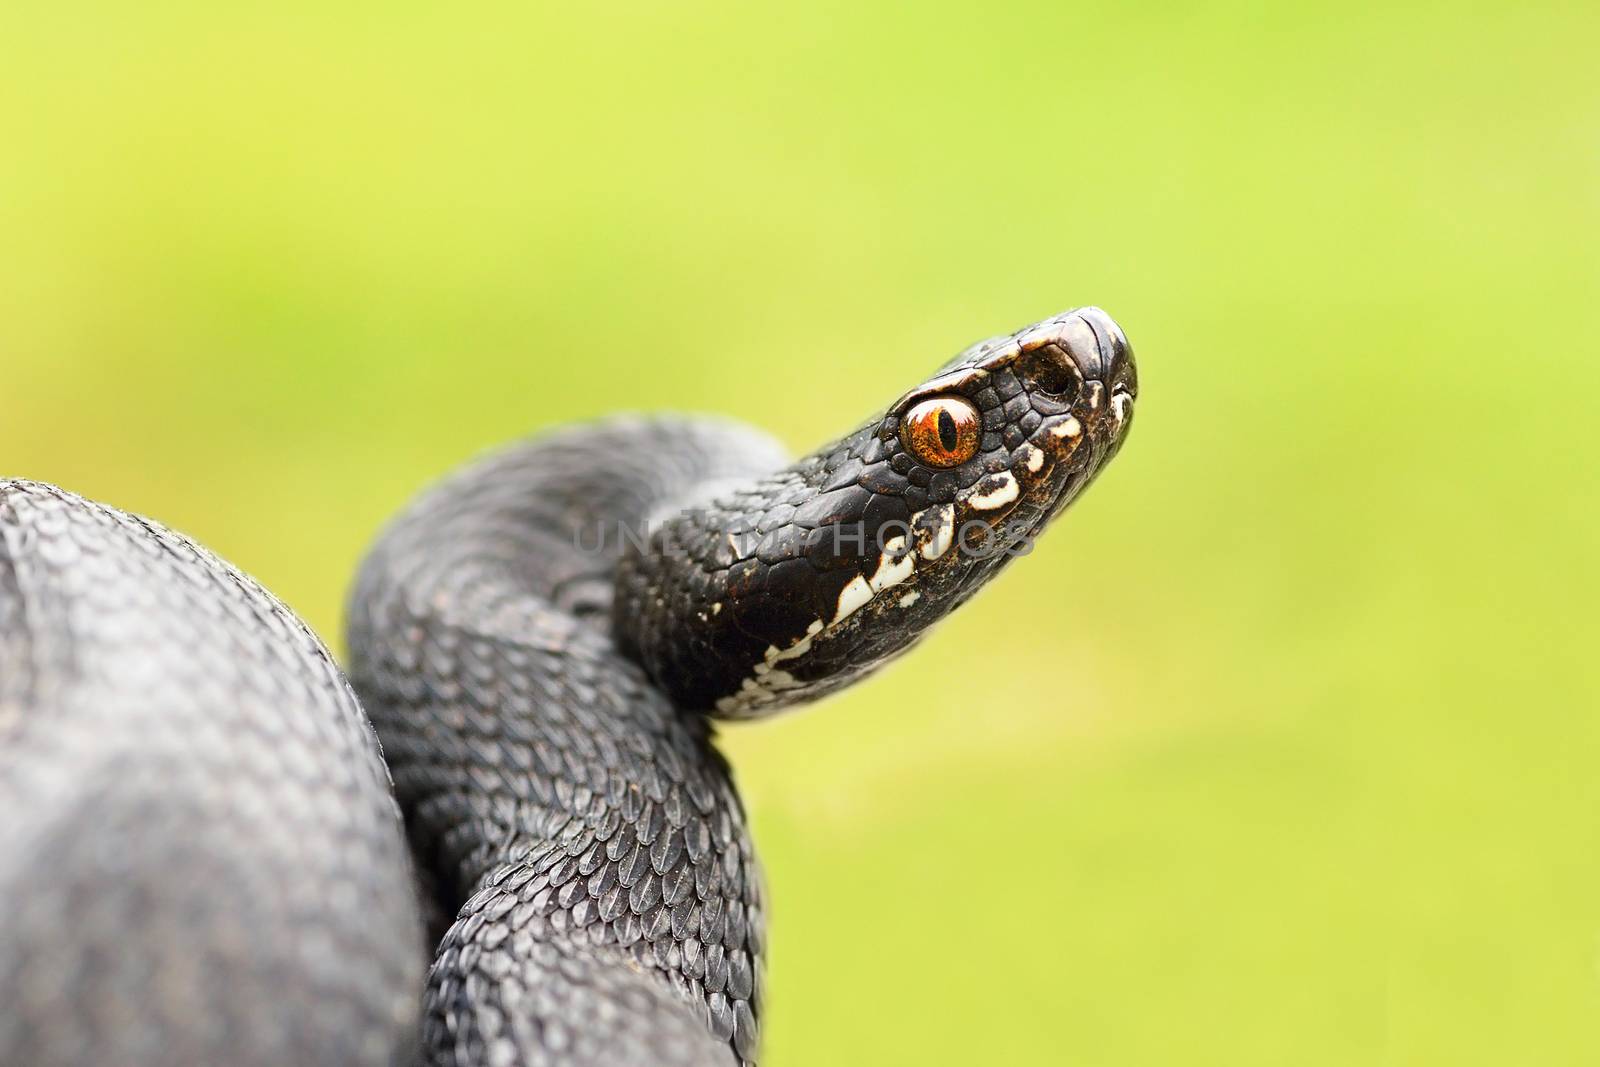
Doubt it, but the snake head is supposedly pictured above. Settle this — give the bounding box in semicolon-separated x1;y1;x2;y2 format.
613;307;1137;717
883;305;1136;563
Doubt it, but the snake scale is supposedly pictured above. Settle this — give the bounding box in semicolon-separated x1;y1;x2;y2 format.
0;307;1136;1066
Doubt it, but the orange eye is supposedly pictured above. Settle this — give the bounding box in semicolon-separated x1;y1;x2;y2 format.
901;397;981;468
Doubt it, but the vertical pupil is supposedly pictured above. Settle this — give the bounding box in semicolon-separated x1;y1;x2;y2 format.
936;407;959;452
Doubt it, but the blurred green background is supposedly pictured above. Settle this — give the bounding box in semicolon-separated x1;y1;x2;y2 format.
3;2;1597;1063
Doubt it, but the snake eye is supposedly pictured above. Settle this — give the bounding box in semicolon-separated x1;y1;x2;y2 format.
901;397;981;468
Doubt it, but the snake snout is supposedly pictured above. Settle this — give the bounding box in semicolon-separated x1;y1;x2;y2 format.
1066;306;1137;398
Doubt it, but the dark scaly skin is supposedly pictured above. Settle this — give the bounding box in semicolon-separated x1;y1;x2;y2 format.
0;307;1135;1067
0;481;423;1067
347;420;789;1066
349;307;1136;1065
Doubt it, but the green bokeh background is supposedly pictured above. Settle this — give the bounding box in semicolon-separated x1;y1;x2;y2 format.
4;3;1597;1063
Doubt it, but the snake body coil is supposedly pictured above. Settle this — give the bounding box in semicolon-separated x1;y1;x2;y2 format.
0;308;1136;1066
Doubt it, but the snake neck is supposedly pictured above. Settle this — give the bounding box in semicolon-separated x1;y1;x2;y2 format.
345;417;788;1066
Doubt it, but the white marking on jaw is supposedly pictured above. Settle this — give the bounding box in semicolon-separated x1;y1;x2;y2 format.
967;472;1019;511
832;532;921;627
767;618;824;664
1112;392;1132;424
917;504;955;560
721;524;939;713
867;535;914;593
751;665;800;688
832;575;873;624
1024;445;1045;473
1050;416;1082;440
717;667;801;712
716;618;824;714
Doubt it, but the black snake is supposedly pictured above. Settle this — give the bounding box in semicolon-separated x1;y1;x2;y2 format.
0;307;1137;1066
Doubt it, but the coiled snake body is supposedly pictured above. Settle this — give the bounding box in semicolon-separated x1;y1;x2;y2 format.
0;308;1136;1066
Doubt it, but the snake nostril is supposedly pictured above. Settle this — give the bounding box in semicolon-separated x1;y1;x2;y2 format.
1015;343;1083;400
1041;312;1105;382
